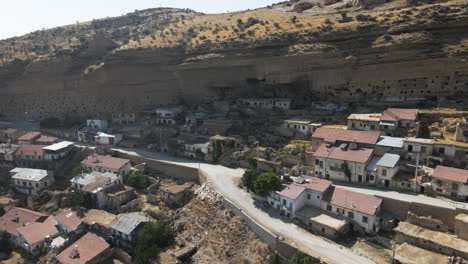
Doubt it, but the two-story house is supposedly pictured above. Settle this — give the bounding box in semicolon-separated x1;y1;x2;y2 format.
70;171;124;208
379;108;419;137
108;213;150;251
81;154;131;176
10;168;54;196
347;113;382;132
431;165;468;201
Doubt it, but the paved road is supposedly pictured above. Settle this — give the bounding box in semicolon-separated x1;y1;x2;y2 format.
111;148;374;264
333;183;467;210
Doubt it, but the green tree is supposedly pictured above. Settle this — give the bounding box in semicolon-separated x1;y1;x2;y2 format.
135;221;174;264
0;207;5;217
40;117;61;129
69;192;92;209
241;170;260;191
212;140;222;163
0;231;12;253
341;162;351;181
290;251;316;264
71;166;85;177
127;170;151;189
253;172;282;197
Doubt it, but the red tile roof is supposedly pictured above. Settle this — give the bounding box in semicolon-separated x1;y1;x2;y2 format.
17;216;59;245
36;136;59;144
312;128;380;145
56;232;110;264
314;143;374;163
15;144;45;157
55;209;99;232
381;108;418;122
300;176;332;193
278;184;305;200
0;207;47;237
433;165;468;184
17;132;41;141
3;128;19;134
81;155;130;170
324;187;382;215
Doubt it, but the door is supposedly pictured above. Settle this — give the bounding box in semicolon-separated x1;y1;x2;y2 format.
358;175;363;183
384;180;390;187
109;137;115;145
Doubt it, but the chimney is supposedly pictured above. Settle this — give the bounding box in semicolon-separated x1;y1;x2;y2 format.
349;139;358;150
92;154;98;163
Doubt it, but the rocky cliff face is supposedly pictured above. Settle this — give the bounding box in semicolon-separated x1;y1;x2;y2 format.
0;1;467;119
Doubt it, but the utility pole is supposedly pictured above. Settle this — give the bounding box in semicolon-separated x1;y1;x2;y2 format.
414;152;420;193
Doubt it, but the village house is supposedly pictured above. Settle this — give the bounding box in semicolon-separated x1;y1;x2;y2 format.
159;183;194;208
55;209;103;235
86;119;108;130
43;141;74;161
347;113;382;131
156;106;182;125
0;128;25;143
0;143;19;169
374;136;405;156
35;135;59;145
313;141;374;184
10;168;54;196
198;119;233;135
379;108;419;137
177;134;210;160
104;185;136;210
81;154;131;176
112;112;139;125
237;98;291;111
283;118;322;138
311;128;381;151
0;207;60;254
55;232;112;264
108;213;150;251
321;187;383;233
403;138;468;168
70;171;124;208
14;144;47;168
365;153;401;188
94;132;123;145
82;210;116;238
17;132;41;144
430;165;468;201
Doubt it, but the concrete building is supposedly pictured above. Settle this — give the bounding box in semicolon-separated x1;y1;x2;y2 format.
311;128;381;151
347;113;382;131
35;135;59;145
86;119;108;130
455;213;468;240
108;213;150;251
95;132;123;145
283;118;322;137
379;108;419;137
0;128;25;143
156;107;182;125
314;142;374;184
177;134;210;160
70;171;123;208
81;154;131;176
455;122;468;142
0;207;59;254
55;209;102;235
17;132;41;144
159;183;194;208
322;187;383;233
43;141;74;161
403;138;468;168
237;98;291;111
367;153;401;188
55;232;111;264
430;165;468;201
10;168;54;196
375;136;405;156
112;112;139;125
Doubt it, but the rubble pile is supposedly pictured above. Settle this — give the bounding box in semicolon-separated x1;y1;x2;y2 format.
194;182;223;205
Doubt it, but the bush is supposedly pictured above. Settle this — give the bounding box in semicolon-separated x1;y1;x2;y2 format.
0;207;5;217
40;117;61;129
290;251;316;264
71;166;85;177
253;172;282;197
0;231;12;254
69;192;93;209
135;221;174;264
241;170;260;191
127;170;152;189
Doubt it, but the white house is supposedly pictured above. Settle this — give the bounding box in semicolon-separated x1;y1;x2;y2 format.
86;120;108;130
283;118;322;136
431;165;468;201
70;171;123;208
10;168;54;196
314;142;374;184
347;113;382;131
43;141;74;161
81;154;131;176
95;132;123;145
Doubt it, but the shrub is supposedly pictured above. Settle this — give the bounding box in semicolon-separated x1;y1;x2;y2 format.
253;172;282;197
135;221;174;264
290;251;316;264
40;117;61;129
0;231;12;254
71;166;85;177
69;192;93;209
241;170;260;191
127;170;152;189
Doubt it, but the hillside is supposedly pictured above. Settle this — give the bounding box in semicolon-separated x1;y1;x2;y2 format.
0;0;467;119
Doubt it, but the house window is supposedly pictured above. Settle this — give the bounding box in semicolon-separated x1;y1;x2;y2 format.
327;205;332;211
337;208;344;215
315;159;319;165
362;216;368;223
436;180;443;186
439;148;445;154
321;227;325;233
351;123;355;128
370;125;375;130
282;199;286;205
348;212;354;219
408;145;413;152
421;146;427;153
307;194;311;200
382;169;387;177
369;175;375;181
452;183;458;190
320;161;324;169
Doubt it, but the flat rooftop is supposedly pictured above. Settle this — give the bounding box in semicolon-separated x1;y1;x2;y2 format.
347;113;382;121
395;243;449;264
10;168;49;182
296;206;348;231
